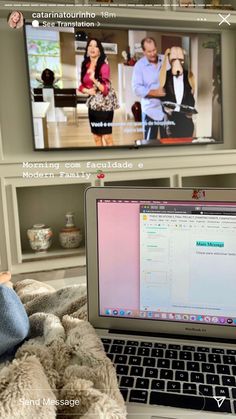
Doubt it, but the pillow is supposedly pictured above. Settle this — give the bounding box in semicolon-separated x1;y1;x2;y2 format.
0;285;30;360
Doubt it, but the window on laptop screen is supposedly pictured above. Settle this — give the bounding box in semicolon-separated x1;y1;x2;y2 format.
97;199;236;327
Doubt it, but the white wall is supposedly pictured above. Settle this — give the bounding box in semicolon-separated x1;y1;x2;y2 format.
197;46;213;138
0;12;236;161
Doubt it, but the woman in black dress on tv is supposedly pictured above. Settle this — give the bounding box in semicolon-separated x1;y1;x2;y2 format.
79;38;114;147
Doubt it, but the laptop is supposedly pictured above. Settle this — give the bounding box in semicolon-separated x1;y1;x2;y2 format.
85;187;236;418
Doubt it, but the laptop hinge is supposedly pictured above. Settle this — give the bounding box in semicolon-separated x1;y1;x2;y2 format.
108;329;236;344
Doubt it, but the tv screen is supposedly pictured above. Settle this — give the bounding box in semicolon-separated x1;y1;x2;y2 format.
25;24;223;150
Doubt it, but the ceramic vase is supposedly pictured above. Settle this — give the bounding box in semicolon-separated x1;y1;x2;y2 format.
59;212;82;249
27;224;53;252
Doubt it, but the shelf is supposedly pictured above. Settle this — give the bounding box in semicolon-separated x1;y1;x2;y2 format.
11;252;86;275
22;246;85;262
104;178;171;187
3;182;90;272
16;183;89;256
181;173;236;188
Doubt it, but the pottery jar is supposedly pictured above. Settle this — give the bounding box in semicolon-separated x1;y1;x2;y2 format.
27;224;53;252
59;212;82;249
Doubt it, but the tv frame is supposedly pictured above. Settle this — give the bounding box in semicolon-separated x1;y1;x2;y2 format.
23;21;224;152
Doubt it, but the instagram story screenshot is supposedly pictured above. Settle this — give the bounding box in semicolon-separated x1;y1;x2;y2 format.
1;1;236;419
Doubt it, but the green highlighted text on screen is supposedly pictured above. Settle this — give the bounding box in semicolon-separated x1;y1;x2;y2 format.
196;241;224;248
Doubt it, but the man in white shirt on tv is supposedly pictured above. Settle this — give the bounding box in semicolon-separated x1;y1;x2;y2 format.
132;37;166;141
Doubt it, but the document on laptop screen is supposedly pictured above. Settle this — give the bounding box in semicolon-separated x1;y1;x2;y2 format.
139;204;236;316
97;199;236;327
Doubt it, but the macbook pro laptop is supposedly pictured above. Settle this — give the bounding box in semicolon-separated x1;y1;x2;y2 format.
85;187;236;418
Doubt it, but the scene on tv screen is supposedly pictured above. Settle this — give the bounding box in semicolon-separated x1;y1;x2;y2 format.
25;26;223;149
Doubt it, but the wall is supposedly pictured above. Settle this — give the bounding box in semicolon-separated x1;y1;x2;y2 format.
0;9;236;160
196;34;213;138
1;5;236;275
60;31;77;87
0;5;236;274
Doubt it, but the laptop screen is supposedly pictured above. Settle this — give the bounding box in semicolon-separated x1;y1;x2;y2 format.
97;198;236;328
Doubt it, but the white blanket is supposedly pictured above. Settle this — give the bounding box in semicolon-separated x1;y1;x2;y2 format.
0;279;126;419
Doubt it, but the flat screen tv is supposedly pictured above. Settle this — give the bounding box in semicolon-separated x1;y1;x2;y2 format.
24;23;223;150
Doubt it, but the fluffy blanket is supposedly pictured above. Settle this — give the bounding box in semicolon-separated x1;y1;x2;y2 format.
0;279;127;419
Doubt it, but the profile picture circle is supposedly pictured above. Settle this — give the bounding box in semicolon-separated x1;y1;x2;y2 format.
7;10;24;29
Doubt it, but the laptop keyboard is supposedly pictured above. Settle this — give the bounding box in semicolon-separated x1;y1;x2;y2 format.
101;338;236;414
